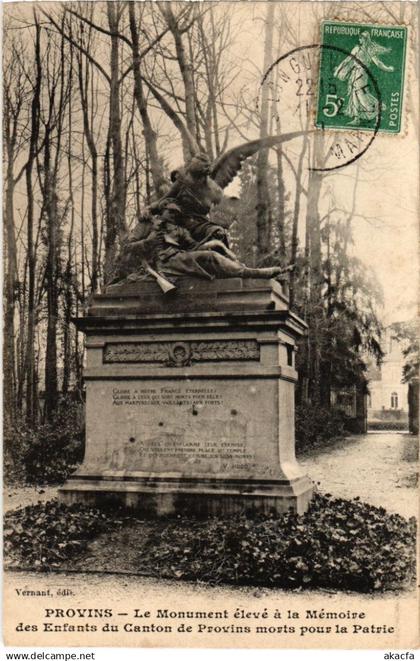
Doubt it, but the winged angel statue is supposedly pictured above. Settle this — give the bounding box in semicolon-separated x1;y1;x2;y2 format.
110;131;304;292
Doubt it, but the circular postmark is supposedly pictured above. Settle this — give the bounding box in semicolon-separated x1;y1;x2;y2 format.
259;43;382;171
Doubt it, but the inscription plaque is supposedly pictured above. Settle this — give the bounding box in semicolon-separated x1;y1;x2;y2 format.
85;380;280;478
112;385;223;407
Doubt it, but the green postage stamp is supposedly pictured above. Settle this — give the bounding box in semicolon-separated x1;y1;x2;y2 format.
316;21;408;133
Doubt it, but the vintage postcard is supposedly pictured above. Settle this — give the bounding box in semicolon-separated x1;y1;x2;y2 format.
3;0;419;653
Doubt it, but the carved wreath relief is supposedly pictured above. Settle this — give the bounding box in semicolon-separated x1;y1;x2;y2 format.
103;340;260;366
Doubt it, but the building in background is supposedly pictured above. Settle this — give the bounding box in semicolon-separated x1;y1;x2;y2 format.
330;385;368;434
367;326;409;431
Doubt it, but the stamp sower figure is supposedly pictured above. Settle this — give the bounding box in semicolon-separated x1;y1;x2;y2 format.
334;31;395;125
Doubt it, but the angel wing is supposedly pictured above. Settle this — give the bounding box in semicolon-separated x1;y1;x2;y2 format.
210;131;309;189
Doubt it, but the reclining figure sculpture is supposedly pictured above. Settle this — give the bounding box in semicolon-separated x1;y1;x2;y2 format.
109;133;303;291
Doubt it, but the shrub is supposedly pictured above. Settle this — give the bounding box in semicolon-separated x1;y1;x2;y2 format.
4;418;29;485
148;494;416;592
295;403;347;454
4;494;416;593
4;500;110;570
4;397;85;486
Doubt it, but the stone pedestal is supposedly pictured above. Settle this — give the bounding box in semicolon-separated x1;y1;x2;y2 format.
59;277;314;515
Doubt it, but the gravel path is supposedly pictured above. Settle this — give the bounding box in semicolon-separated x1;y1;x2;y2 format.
3;484;59;514
299;432;418;519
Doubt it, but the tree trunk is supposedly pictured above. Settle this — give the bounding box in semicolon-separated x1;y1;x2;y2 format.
271;30;286;263
44;19;68;422
128;2;166;197
104;1;126;283
63;60;75;396
275;147;286;259
4;110;18;424
288;134;309;307
306;133;324;405
161;4;198;145
319;205;333;408
43;129;59;421
78;54;99;292
103;125;112;254
256;3;275;260
24;13;42;426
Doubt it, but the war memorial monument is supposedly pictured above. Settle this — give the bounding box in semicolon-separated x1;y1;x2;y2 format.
60;139;314;516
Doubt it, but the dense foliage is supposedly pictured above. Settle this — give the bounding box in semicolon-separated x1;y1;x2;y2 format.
146;495;415;592
295;404;347;454
389;320;419;383
4;501;109;569
5;495;416;593
4;397;84;485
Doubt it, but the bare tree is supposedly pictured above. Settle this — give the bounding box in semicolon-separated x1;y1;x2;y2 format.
158;3;198;148
76;12;100;292
40;19;72;421
3;34;30;423
256;2;275;259
128;2;166;197
24;11;42;425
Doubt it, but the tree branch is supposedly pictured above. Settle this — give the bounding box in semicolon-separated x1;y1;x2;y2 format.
39;10;111;83
118;9;191;84
140;74;199;155
282;151;308;196
65;8;132;48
